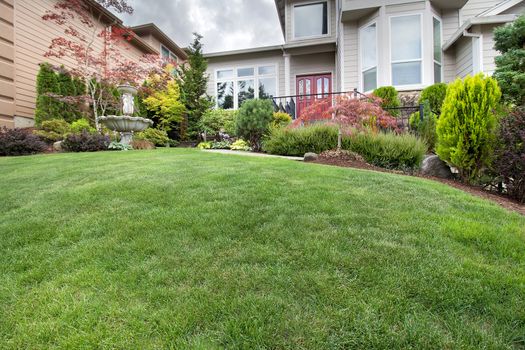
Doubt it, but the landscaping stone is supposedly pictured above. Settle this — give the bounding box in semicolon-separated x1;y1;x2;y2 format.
421;155;453;179
53;141;63;152
304;153;319;162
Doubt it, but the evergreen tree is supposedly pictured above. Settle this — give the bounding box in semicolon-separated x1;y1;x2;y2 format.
176;33;213;140
493;15;525;105
35;63;61;125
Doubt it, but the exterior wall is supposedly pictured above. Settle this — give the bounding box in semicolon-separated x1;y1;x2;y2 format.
12;0;151;127
455;36;473;78
442;9;460;42
290;51;336;94
460;0;501;23
342;22;358;91
0;0;15;128
206;50;285;104
285;0;337;44
502;2;525;14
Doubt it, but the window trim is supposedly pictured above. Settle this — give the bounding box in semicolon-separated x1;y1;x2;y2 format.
160;44;178;64
359;20;378;93
388;13;424;90
291;0;330;41
433;16;443;84
214;63;279;109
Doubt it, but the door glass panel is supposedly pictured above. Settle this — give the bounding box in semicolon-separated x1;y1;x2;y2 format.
317;78;322;98
324;78;330;94
298;80;304;100
305;79;311;99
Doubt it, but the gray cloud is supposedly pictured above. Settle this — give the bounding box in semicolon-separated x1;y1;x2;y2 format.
121;0;284;53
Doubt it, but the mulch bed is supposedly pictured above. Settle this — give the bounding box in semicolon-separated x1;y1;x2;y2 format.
312;150;525;216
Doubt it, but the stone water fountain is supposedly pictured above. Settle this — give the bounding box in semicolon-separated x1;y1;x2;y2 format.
99;84;153;146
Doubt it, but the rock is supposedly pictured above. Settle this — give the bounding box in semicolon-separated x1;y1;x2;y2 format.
53;141;63;152
304;152;319;162
421;155;453;179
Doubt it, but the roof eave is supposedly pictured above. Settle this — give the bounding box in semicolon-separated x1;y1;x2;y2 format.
131;23;189;60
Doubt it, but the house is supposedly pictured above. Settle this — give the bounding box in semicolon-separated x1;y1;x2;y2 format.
205;0;524;118
0;0;187;129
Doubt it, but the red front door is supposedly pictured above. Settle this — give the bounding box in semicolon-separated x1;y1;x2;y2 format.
296;74;332;119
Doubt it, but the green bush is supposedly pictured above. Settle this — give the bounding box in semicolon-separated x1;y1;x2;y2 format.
70;119;96;134
373;86;401;117
272;112;292;128
135;128;171;147
419;83;448;115
200;109;237;137
197;142;212;149
235;99;274;151
33;119;71;143
436;74;501;182
409;101;437;152
344;132;426;170
35;63;61;126
230;139;252;151
62;132;110;152
263;125;338;156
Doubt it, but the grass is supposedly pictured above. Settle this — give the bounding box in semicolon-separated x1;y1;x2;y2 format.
0;149;524;349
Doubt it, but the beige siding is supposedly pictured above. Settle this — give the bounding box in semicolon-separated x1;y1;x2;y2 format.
0;0;15;127
385;1;426;14
461;0;501;23
443;49;456;82
456;37;473;78
290;52;336;94
442;9;460;42
478;24;500;75
14;0;150;124
206;50;285;103
502;2;525;14
342;22;358;91
285;0;337;44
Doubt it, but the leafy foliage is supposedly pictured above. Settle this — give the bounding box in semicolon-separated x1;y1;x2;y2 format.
108;141;133;151
263;124;338;156
33;119;71;143
135;128;171;147
142;79;186;132
235;99;274;151
419;83;448;115
35;63;61;125
200;109;237;137
493;109;525;203
493;15;525;105
272;112;292;128
230;139;252;151
62;131;110;152
211;140;231;149
197;142;212;149
176;33;213;140
70;119;96;134
436;74;501;182
130;139;155;150
373;86;401;117
0;127;47;156
409;101;437;152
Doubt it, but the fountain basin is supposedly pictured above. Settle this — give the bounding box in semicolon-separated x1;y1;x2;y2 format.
99;115;153;133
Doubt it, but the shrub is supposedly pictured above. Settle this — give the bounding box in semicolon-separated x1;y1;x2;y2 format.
230;139;252;151
0;127;47;156
70;119;96;134
200;109;237;137
135;128;170;146
436;74;501;182
35;63;61;126
211;140;231;149
62;131;110;152
263;124;338;156
343;131;426;170
493;109;525;203
108;141;133;151
131;139;156;150
33;119;71;143
409;101;437;152
235;99;274;151
419;83;448;115
197;142;212;149
272;112;292;128
373;86;401;117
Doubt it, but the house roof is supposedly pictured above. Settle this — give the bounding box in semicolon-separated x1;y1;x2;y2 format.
443;14;519;51
130;23;188;60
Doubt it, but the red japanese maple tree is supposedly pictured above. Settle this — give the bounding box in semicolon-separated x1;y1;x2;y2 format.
42;0;164;130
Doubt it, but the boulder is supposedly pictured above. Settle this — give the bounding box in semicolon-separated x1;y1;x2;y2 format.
421;155;453;179
53;141;63;152
304;152;319;162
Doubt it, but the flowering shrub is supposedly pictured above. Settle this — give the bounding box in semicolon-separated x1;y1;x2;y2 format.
0;127;47;156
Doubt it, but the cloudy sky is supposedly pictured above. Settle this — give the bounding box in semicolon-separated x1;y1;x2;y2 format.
121;0;284;53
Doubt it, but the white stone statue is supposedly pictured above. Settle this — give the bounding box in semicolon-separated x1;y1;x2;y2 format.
122;93;134;116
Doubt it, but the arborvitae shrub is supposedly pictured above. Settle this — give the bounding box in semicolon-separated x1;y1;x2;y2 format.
436;74;501;183
373;86;401;117
35;63;61;126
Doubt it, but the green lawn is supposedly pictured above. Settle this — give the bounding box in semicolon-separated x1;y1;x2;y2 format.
0;149;524;349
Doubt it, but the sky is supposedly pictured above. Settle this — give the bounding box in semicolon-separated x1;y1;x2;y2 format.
121;0;284;53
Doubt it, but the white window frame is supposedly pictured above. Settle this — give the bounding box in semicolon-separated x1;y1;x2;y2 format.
433;16;443;84
292;0;331;41
160;44;178;64
214;64;279;109
389;13;424;90
359;20;378;93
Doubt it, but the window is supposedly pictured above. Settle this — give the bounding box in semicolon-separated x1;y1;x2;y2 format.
215;65;277;109
294;1;328;39
433;17;442;83
360;23;377;92
391;15;422;86
161;45;178;64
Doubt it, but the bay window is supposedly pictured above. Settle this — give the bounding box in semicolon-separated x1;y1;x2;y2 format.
215;65;277;109
433;17;442;83
360;23;377;92
293;1;328;39
391;15;422;87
